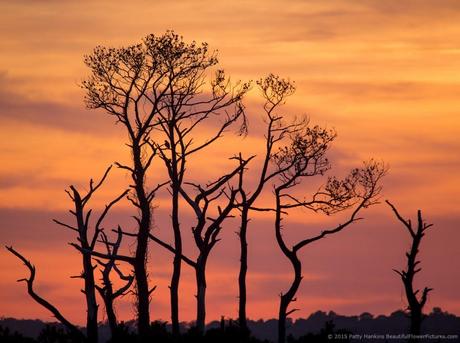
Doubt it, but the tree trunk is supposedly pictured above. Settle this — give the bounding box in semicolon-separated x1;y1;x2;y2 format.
132;143;151;337
134;241;150;336
169;125;182;337
74;192;98;343
277;254;302;343
102;293;118;339
405;275;423;342
170;185;182;336
238;206;249;331
278;299;288;343
195;260;207;334
82;252;98;343
275;191;303;343
410;310;422;342
404;227;423;342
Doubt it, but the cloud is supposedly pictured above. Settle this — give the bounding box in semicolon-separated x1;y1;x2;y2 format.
0;73;121;135
302;81;460;102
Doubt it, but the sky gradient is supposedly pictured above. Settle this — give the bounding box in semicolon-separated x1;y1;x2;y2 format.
1;0;459;325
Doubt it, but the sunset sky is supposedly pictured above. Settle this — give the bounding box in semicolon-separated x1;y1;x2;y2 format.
1;0;460;326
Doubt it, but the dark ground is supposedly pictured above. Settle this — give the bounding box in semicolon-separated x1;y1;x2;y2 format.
1;307;459;342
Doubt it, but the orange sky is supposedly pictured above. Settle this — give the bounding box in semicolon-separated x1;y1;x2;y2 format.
1;0;460;326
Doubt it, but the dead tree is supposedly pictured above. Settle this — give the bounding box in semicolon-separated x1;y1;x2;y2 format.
5;246;85;342
235;74;305;330
146;155;253;334
82;32;179;336
386;200;433;340
150;33;248;335
53;165;128;343
271;125;386;343
95;228;134;340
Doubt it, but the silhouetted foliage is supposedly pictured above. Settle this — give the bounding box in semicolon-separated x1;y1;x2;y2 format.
287;321;351;343
2;308;460;343
36;325;84;343
0;325;35;343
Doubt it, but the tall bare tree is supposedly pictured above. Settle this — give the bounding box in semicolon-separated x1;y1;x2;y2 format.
149;34;248;335
386;201;434;341
147;155;253;334
82;32;178;336
235;74;304;331
53;165;128;343
270;124;386;343
82;32;248;335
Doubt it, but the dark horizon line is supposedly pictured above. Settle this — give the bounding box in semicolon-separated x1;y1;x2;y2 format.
2;306;456;326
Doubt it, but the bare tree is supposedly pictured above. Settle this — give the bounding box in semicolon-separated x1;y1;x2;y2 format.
7;166;126;343
53;165;128;343
235;74;303;331
82;32;178;336
81;32;247;335
149;34;248;335
95;228;134;340
147;155;253;334
386;201;434;341
5;246;85;342
271;125;386;343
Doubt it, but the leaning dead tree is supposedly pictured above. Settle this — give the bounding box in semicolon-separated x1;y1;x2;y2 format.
82;33;177;336
235;74;302;331
95;228;134;340
5;246;85;342
271;124;386;343
54;165;128;343
386;200;434;341
150;32;248;335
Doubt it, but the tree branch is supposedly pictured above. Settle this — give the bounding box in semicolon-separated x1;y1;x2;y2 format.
5;246;84;339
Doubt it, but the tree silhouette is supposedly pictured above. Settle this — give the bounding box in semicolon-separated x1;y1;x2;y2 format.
145;32;248;335
386;200;434;341
3;32;409;343
54;165;127;343
82;33;177;336
235;74;305;331
147;154;253;334
94;228;134;341
7;166;126;343
271;125;386;343
81;32;249;336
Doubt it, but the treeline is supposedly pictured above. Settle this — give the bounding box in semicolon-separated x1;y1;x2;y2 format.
2;308;459;343
5;31;437;343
